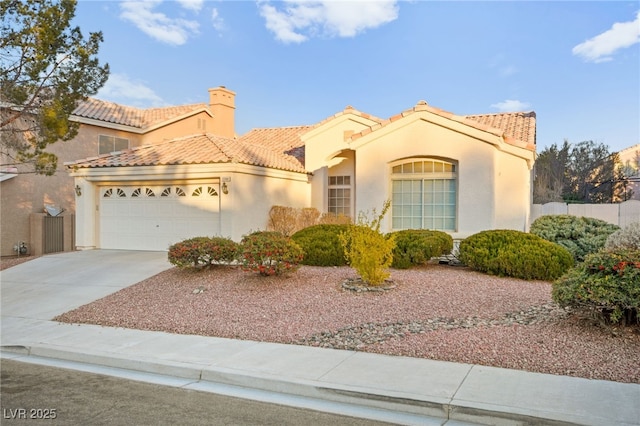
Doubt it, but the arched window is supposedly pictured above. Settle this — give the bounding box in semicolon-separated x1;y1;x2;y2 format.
390;159;457;231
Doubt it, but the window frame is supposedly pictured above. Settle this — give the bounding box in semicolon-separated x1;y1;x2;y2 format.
99;135;130;155
390;158;458;232
327;175;352;217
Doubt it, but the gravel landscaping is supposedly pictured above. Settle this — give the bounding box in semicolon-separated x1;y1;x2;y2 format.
51;263;640;384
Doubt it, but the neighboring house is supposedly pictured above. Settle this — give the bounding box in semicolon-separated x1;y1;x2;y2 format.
617;143;640;201
66;89;536;251
0;86;235;256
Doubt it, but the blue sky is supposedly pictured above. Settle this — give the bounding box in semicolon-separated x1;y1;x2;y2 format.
73;1;640;153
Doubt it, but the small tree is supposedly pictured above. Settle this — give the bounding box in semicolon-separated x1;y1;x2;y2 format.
338;200;396;286
1;0;110;175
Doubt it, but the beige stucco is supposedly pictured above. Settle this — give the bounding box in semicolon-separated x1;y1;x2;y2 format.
0;103;219;256
69;163;309;247
305;109;535;239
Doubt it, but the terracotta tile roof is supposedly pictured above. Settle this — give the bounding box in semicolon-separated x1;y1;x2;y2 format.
238;126;313;166
350;101;536;150
72;97;208;129
465;111;537;149
314;105;384;127
65;133;308;173
237;106;382;167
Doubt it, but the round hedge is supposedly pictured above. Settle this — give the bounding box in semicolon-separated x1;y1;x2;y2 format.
530;215;619;262
458;229;573;280
291;224;349;266
387;229;453;269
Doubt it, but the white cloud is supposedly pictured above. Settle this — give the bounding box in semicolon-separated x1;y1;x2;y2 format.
258;0;399;44
499;65;518;77
120;1;200;46
177;0;203;12
490;99;531;112
572;11;640;63
97;74;165;107
211;8;225;32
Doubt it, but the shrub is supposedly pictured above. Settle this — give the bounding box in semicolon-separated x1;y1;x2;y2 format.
458;230;573;280
168;237;239;269
338;201;396;285
388;229;453;269
240;231;304;276
291;224;349;266
552;249;640;325
530;215;619;262
267;206;349;236
605;221;640;251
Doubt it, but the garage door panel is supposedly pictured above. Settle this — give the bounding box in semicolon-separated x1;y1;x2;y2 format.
99;184;220;251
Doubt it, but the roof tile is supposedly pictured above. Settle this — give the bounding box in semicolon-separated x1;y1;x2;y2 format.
65;133;308;173
72;98;208;129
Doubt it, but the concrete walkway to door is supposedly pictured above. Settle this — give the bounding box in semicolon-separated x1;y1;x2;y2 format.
2;250;639;426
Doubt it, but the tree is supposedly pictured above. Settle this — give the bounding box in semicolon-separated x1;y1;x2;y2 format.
533;140;570;203
1;0;109;175
564;140;618;203
534;140;625;204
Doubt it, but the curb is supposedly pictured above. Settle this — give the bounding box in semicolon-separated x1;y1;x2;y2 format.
1;345;582;426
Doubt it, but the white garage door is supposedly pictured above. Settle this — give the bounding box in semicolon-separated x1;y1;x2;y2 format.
99;183;221;251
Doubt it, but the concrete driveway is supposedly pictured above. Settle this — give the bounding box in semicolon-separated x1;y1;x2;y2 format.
1;250;171;321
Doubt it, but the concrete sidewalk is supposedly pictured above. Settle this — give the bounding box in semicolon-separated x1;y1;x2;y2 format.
2;251;639;426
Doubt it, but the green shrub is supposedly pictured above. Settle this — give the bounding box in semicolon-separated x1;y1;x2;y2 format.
553;249;640;325
388;229;453;269
458;230;573;280
291;224;349;266
338;201;396;286
530;215;619;262
605;221;640;251
240;231;304;276
168;237;240;269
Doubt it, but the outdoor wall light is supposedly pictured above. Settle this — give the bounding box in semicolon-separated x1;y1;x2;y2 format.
221;182;229;194
75;185;82;196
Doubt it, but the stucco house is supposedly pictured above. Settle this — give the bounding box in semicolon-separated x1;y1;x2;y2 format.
66;88;536;251
0;86;234;256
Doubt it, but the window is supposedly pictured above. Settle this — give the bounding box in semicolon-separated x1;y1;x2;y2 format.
99;135;129;155
328;175;351;217
391;159;457;231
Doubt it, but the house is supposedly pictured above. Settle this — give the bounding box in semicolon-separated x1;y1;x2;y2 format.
66;87;536;251
0;86;235;256
617;143;640;201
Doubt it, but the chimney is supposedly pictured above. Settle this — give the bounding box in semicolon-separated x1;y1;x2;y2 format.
208;86;236;138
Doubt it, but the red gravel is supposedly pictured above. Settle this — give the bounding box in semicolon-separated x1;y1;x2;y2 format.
54;264;640;384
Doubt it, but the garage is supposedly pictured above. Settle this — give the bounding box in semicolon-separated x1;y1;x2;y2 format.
99;182;221;251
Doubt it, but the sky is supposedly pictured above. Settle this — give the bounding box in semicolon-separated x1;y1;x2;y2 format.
72;1;640;153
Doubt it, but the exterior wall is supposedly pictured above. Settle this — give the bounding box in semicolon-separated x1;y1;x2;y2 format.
224;166;310;241
493;149;533;231
70;163;310;248
1;113;212;257
304;114;386;217
0;124;110;256
350;116;531;239
142;111;215;144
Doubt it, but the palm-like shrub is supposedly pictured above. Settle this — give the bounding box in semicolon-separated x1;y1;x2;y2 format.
530;215;619;262
338;201;396;286
459;230;573;280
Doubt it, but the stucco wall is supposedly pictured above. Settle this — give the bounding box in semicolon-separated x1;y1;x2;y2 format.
224;167;310;241
1;113;215;256
306;112;534;239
